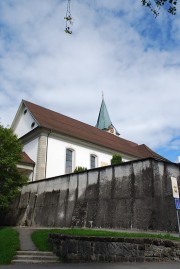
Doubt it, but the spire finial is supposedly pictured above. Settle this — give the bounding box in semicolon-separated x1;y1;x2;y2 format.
102;91;104;100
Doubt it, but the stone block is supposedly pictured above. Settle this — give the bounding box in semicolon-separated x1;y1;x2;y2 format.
94;242;107;255
128;257;136;262
90;254;96;261
161;247;172;257
145;257;155;262
114;256;123;262
122;244;138;257
138;244;145;251
122;257;130;262
67;240;78;254
164;240;175;247
67;253;81;262
173;257;180;262
136;256;145;262
78;240;92;255
176;250;180;256
108;242;124;256
144;251;154;257
153;250;162;257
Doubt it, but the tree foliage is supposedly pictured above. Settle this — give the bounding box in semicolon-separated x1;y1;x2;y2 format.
141;0;178;16
111;154;123;165
0;125;27;210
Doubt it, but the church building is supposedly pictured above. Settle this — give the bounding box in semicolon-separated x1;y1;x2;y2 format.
12;99;168;181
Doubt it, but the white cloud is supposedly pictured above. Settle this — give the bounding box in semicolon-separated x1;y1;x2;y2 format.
0;0;180;161
169;139;180;150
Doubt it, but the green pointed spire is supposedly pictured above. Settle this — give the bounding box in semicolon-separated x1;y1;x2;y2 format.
96;97;120;136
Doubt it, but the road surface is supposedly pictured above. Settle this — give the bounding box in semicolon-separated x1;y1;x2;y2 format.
0;262;179;269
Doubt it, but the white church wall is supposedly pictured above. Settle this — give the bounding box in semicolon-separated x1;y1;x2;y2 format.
46;138;66;177
14;106;38;138
23;138;38;181
46;136;114;178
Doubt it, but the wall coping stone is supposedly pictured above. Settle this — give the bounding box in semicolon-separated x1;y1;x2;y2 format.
49;233;180;247
27;157;177;185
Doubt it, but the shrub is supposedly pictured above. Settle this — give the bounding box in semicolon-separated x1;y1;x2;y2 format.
111;154;123;165
74;166;87;173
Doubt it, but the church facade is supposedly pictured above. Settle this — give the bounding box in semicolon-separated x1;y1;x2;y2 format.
12;99;168;181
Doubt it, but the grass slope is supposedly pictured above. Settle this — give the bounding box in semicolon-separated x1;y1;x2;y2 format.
32;228;180;252
0;227;20;265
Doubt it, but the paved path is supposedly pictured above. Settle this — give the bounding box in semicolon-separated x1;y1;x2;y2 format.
15;227;37;251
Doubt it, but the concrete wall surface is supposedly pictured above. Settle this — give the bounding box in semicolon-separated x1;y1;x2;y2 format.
5;158;180;232
49;234;180;263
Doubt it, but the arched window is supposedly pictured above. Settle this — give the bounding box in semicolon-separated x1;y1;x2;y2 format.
90;154;97;169
65;148;74;174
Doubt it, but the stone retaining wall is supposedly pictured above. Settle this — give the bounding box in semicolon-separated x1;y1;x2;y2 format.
3;158;180;232
49;234;180;263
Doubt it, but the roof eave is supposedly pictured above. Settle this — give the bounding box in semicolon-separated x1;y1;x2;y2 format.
19;126;143;160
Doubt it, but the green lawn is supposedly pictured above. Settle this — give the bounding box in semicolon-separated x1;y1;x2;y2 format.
31;228;180;251
0;227;20;265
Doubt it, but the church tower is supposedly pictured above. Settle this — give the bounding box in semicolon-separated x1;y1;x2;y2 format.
96;96;120;136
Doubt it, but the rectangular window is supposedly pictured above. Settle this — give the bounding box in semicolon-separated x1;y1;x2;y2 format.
90;155;96;169
66;149;73;174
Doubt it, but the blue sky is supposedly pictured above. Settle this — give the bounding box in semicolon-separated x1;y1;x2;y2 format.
0;0;180;162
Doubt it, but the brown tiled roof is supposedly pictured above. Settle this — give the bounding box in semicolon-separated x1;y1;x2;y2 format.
21;152;35;165
137;144;169;161
23;100;168;161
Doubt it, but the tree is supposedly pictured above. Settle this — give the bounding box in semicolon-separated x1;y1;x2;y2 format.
0;125;27;210
111;154;123;165
141;0;178;16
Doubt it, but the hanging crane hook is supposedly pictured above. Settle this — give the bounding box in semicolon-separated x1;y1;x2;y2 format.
64;0;73;34
64;26;72;34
